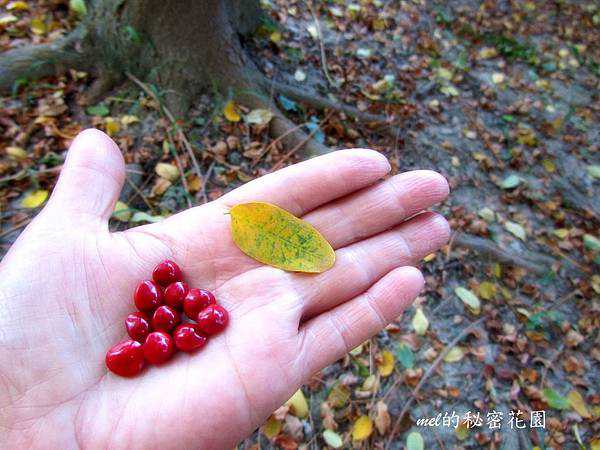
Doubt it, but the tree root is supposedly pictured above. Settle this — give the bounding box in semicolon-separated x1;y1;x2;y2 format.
258;76;390;124
452;232;558;275
0;29;86;92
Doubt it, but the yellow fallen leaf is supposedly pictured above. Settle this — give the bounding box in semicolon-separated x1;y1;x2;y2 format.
423;253;436;262
478;281;497;300
377;350;395;377
155;162;180;182
0;14;18;25
223;100;241;122
6;146;27;161
568;390;591;418
412;307;429;335
120;114;140;126
104;117;120;136
30;17;46;35
542;159;556;173
230;202;335;273
21;190;48;208
269;31;281;43
352;415;373;441
553;228;569;239
261;415;282;439
7;1;29;11
285;389;309;419
444;346;465;363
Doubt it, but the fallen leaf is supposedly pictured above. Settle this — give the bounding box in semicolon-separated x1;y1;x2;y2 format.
583;234;600;252
120;115;140;126
491;72;505;84
406;431;424;450
587;165;600;179
543;388;570;410
504;221;526;240
130;211;164;223
327;383;350;408
6;146;27;161
294;69;306;82
478;281;497;300
261;416;282;439
69;0;87;15
412;307;429;335
113;201;132;222
444;346;465;363
7;1;29;11
155;162;180;182
246;109;273;126
553;228;569;239
86;104;110;117
0;14;18;25
568;390;591;418
455;286;481;315
500;174;521;189
377;350;395;377
352;415;373;441
104;117;120;136
230;202;335;273
21;190;48;208
374;401;391;435
223;100;241;122
285;389;309;419
30;17;46;35
396;342;415;369
322;429;343;448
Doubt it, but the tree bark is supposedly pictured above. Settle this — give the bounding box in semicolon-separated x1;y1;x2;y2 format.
0;0;330;157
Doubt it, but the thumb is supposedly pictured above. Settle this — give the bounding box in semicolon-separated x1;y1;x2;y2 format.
45;128;125;224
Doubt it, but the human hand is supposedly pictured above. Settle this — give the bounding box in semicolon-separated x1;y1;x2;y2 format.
0;129;449;449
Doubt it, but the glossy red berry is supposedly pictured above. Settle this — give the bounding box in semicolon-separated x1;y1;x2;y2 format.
134;280;163;312
105;340;145;377
197;304;229;335
152;305;181;332
125;311;151;342
164;281;189;310
173;324;208;353
183;288;216;320
143;331;175;364
152;260;183;287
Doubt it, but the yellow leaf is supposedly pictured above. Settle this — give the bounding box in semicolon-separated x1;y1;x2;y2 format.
155;162;180;182
104;117;120;136
285;389;309;419
352;415;373;441
120;114;140;126
261;415;282;439
478;281;497;300
113;201;132;222
542;159;556;173
444;346;465;363
592;439;600;450
269;31;281;43
21;190;48;208
568;390;591;418
6;146;27;161
553;228;569;239
412;307;429;335
7;1;29;11
377;350;395;377
30;17;46;35
223;100;241;122
0;14;18;25
423;253;436;262
230;202;335;273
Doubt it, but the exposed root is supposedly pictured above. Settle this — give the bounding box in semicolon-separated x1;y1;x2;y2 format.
236;89;331;158
452;232;558;275
258;77;390;124
0;29;86;92
80;72;122;105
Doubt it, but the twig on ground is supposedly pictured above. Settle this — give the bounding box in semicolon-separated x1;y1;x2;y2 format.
306;0;337;88
385;317;485;449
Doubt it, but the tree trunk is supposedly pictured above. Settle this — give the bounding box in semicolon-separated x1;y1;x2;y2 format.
0;0;330;157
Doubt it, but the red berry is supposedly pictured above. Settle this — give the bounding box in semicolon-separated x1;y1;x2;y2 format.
152;260;183;286
183;288;216;320
125;312;151;342
106;340;145;377
197;305;229;335
143;331;175;365
152;305;181;332
134;280;163;312
164;281;189;310
173;324;208;353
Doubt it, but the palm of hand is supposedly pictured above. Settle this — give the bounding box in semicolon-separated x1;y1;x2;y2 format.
0;130;449;449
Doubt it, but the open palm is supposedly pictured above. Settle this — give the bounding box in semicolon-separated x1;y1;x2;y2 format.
0;129;449;449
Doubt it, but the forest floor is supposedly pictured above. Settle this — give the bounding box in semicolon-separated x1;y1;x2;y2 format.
1;0;598;449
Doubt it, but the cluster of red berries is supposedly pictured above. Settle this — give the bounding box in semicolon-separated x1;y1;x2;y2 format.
105;260;229;377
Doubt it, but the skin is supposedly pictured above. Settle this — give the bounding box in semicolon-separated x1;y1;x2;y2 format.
0;129;450;449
